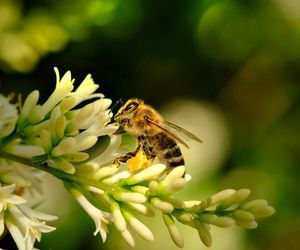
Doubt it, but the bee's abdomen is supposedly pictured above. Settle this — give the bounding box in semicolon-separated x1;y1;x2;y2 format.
150;132;184;168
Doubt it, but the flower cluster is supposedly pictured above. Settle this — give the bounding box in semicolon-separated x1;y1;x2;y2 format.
0;68;117;249
69;162;274;248
0;68;275;250
15;68;117;174
0;183;57;250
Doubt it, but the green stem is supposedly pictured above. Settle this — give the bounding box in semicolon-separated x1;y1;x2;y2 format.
0;150;109;191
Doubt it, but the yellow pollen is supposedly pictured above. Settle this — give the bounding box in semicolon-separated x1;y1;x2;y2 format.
30;226;41;241
127;150;153;172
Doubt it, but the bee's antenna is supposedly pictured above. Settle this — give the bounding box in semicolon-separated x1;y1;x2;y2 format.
109;98;123;115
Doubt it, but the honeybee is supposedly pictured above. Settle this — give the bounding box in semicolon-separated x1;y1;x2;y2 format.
114;98;202;171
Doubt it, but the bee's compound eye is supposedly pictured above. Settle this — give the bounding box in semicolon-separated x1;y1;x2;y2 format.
124;101;138;112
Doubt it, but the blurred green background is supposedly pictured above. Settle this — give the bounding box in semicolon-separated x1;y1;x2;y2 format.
0;0;300;249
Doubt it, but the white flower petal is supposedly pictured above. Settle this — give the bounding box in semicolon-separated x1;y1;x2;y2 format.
0;184;16;195
7;195;27;205
75;134;98;152
51;137;76;156
5;218;26;250
19;205;58;222
36;68;74;119
71;188;110;242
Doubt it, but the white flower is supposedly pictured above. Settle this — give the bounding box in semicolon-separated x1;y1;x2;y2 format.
18;90;39;124
70;188;111;242
0;94;18;138
70;98;113;131
11;164;44;194
0;184;27;211
91;135;123;167
32;68;74;122
0;184;57;250
67;73;103;108
6;205;57;250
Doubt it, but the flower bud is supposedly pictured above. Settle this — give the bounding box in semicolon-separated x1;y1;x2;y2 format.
232;210;255;222
40;130;52;152
121;229;135;247
151;197;174;213
55;158;75;174
241;199;268;210
173;211;193;225
65;152;89;162
163;214;184;248
76;162;99;177
51;137;76;157
166;178;188;193
217;189;250;210
249;205;275;218
183;200;201;209
111;201;126;232
19;90;39;120
199;214;235;228
125;164;166;185
122;209;154;241
165;196;184;208
130;185;149;195
236;220;258;229
126;202;155;217
149;181;159;195
94;165;119;180
103;170;131;184
113;192;146;204
55;115;67;139
194;220;212;247
163;165;186;185
210;189;236;205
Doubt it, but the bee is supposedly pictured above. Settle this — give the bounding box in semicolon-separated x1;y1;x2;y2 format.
114;98;202;171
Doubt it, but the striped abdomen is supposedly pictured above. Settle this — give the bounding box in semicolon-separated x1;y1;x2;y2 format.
148;132;184;168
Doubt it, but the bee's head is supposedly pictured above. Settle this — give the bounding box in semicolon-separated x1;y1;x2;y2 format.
114;98;143;125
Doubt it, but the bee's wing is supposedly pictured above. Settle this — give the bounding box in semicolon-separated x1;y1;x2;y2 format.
144;116;190;149
163;120;203;143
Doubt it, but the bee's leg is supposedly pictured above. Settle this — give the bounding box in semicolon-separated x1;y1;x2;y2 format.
113;144;142;165
142;144;156;160
114;152;136;164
